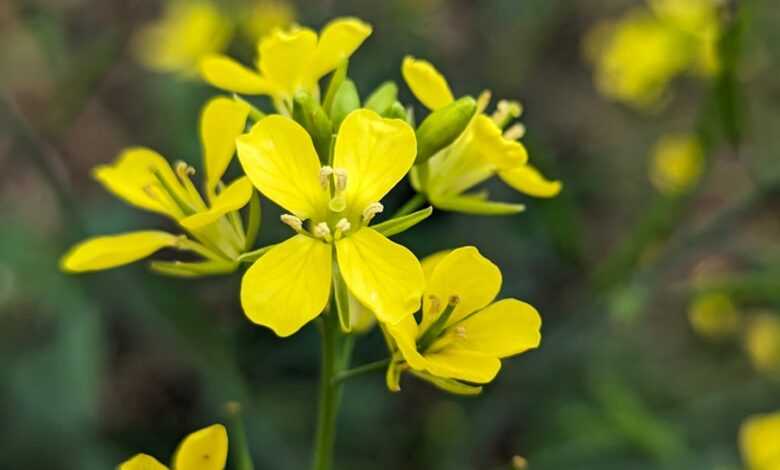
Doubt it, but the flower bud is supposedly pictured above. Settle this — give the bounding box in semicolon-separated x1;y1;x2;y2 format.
415;96;476;164
293;91;333;164
364;81;398;116
329;79;361;129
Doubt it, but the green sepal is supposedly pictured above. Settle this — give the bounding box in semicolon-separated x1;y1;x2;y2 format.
243;190;261;251
232;93;266;123
434;194;525;215
332;258;352;333
415;96;476;164
385;358;406;392
385;101;408;121
329;79;360;129
364;81;398;116
149;260;238;277
237;244;275;263
292;91;334;164
372;206;433;237
323;60;348;113
409;370;483;396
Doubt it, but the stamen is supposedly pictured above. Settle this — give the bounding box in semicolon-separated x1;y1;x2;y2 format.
427;295;441;315
334;168;348;191
280;214;303;232
492;100;523;129
313;222;332;241
503;123;526;141
319;166;334;189
454;325;467;339
175;161;196;177
362;202;384;223
334;218;351;239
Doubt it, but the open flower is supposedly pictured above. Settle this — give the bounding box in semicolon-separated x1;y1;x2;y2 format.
60;97;255;276
740;411;780;470
235;109;424;337
133;0;232;76
119;424;227;470
201;17;372;111
402;56;561;215
384;247;541;392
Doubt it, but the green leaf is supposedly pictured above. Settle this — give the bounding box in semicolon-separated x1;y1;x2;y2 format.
293;91;334;164
372;206;433;237
244;190;261;251
434;194;525;215
149;260;238;277
329;79;361;129
332;259;351;333
323;60;348;114
415;96;476;163
409;370;483;396
364;81;398;115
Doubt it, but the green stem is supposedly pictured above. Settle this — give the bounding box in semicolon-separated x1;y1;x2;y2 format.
224;402;255;470
331;358;390;385
393;193;427;218
312;314;352;470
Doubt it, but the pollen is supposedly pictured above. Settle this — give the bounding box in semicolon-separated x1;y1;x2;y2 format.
335;218;351;233
313;222;332;241
280;214;303;232
362;202;384;223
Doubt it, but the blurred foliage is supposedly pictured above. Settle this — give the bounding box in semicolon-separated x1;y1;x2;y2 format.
1;0;780;469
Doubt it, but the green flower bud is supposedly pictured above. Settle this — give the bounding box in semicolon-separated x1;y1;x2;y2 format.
329;79;361;129
292;91;333;164
415;96;476;164
364;81;398;115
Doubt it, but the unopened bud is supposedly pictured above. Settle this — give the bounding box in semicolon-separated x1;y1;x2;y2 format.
415;96;476;164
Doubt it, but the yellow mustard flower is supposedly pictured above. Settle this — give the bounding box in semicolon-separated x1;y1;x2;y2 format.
133;1;232;76
740;411;780;470
241;0;296;44
687;292;740;341
402;56;561;214
119;423;228;470
584;1;720;108
201;17;372;110
649;132;704;195
745;313;780;376
385;247;541;391
61;97;254;276
235;109;424;337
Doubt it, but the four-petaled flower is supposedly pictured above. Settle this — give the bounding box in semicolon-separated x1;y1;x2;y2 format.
236;109;425;337
119;424;227;470
385;247;541;391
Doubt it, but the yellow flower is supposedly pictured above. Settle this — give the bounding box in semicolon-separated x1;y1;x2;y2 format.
649;133;704;195
61;97;254;276
119;423;228;470
385;247;541;391
241;1;296;44
740;411;780;470
745;313;780;376
402;56;561;214
133;1;232;76
584;1;720;108
201;18;372;110
687;292;740;340
235;109;424;337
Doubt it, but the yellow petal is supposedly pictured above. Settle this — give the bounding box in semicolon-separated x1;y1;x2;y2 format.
335;228;423;325
258;26;318;97
93;147;184;218
180;176;253;231
61;231;178;273
468;115;528;169
423;349;501;384
385;316;427;370
201;97;250;193
420;249;451;283
333;109;416;219
118;453;168;470
173;424;228;470
401;56;455;110
310;17;373;80
241;234;331;337
236;115;327;220
422;246;501;330
499;164;562;198
740;411;780;470
452;298;542;358
200;54;276;94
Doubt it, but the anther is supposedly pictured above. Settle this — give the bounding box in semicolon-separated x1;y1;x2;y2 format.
492;100;523;129
454;325;467;339
362;202;384;223
334;218;351;239
313;222;332;241
428;295;441;315
175;161;196;177
280;214;303;232
334;168;348;192
319;166;334;188
447;295;461;307
503;123;526;141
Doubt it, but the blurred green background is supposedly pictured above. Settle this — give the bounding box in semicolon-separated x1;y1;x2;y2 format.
2;0;779;468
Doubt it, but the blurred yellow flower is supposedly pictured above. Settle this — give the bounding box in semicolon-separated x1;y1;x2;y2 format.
241;1;296;43
740;411;780;470
402;56;561;215
235;109;424;337
61;97;254;276
687;292;740;340
585;0;721;108
649;133;704;195
385;247;541;391
201;18;372;111
119;423;228;470
133;1;232;76
745;313;780;376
